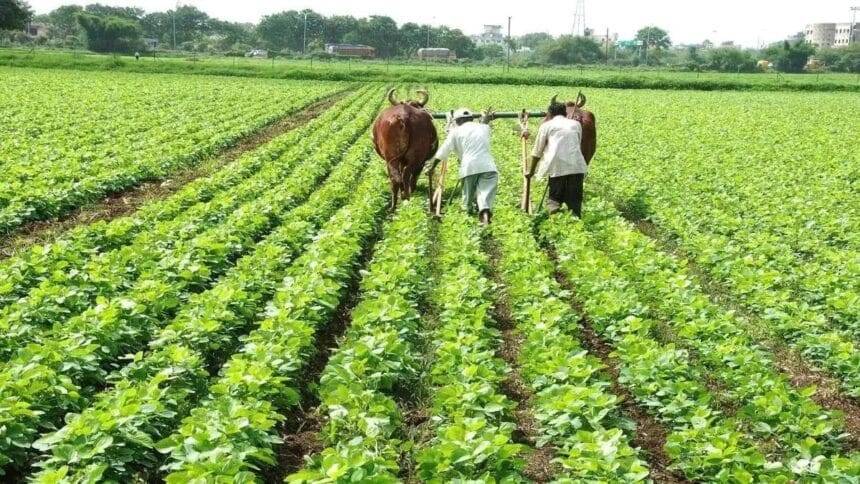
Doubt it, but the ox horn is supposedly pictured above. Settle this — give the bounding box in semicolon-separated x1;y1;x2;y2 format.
415;89;429;107
387;88;400;105
550;94;559;105
575;91;587;107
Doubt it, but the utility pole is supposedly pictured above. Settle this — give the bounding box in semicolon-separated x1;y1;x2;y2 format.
507;16;512;70
605;27;610;62
303;12;308;54
850;7;858;45
172;1;178;50
426;23;431;48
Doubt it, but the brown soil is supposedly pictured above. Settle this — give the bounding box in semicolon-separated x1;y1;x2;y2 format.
523;446;561;483
770;346;860;451
0;91;350;259
483;236;562;481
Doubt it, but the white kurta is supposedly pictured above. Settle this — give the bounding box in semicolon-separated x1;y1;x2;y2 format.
532;115;589;179
433;122;498;179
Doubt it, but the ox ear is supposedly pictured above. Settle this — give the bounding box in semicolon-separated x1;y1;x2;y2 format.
575;91;586;108
387;88;400;105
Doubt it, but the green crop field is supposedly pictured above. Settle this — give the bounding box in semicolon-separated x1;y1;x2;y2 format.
0;67;345;234
0;64;858;483
3;48;859;92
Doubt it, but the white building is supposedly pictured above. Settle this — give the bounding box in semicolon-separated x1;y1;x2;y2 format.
587;31;619;48
805;22;859;48
473;25;505;47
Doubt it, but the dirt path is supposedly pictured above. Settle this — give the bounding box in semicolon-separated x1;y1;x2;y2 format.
0;91;350;259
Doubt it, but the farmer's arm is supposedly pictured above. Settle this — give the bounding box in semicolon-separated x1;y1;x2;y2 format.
427;131;457;174
527;124;548;178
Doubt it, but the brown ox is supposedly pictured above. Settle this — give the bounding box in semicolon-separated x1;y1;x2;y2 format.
372;88;439;209
565;92;597;164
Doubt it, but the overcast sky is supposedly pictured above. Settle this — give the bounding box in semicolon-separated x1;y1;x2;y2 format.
26;0;859;47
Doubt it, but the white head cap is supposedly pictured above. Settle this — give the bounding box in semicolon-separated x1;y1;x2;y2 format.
453;108;473;121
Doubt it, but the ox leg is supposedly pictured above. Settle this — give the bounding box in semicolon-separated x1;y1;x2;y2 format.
386;164;399;210
402;168;414;200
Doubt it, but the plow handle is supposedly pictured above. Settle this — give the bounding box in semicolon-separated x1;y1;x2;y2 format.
519;110;533;214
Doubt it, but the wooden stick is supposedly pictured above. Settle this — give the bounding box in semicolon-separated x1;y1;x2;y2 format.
433;158;448;217
519;110;532;214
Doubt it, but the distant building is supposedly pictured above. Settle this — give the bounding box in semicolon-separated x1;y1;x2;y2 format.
805;22;859;48
325;44;376;58
587;31;619;48
24;22;48;38
245;49;268;58
473;25;505;47
143;38;159;49
417;47;456;60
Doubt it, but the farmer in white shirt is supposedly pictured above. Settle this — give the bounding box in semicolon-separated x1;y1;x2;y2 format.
428;108;498;225
526;98;589;217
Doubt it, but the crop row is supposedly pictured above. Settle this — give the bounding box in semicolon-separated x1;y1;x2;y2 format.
584;88;858;335
0;87;378;360
27;140;384;482
541;213;860;481
0;93;381;472
483;116;860;480
656;218;860;396
485;127;650;481
581;202;853;458
0;85;370;309
489;205;650;481
288;198;432;482
155;160;389;483
0;67;346;232
416;208;524;482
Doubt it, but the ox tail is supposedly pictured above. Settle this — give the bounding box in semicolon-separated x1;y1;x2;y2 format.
387;159;405;185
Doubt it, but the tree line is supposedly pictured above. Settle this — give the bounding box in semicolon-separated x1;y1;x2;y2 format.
2;0;858;72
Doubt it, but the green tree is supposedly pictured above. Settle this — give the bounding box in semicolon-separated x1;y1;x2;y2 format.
360;15;399;57
475;43;505;60
518;32;553;49
83;3;142;21
398;22;426;54
140;11;170;44
707;46;756;72
323;15;359;44
257;10;304;51
45;5;82;39
76;12;141;52
635;25;671;50
765;39;815;73
538;35;603;65
434;25;475;58
817;45;860;72
1;0;32;30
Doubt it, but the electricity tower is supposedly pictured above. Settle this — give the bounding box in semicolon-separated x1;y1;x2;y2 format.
572;0;586;37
